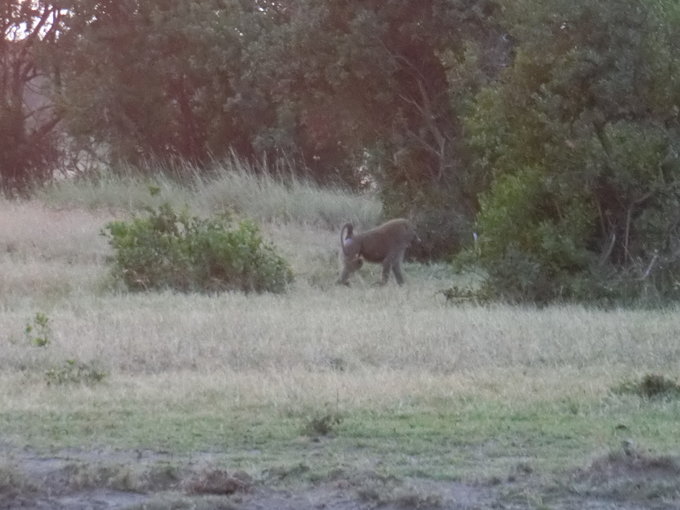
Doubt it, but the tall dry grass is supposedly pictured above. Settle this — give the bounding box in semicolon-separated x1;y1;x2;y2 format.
0;198;112;304
35;156;381;228
193;157;381;228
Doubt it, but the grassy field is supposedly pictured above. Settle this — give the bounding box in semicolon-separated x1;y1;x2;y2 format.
1;164;680;508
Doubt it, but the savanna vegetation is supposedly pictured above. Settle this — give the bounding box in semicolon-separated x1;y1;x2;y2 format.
2;0;680;508
1;165;680;508
4;0;680;303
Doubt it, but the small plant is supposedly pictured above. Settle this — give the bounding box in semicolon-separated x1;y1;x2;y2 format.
439;285;490;304
25;312;51;347
184;469;252;495
302;408;343;437
614;373;680;399
45;359;107;386
103;202;293;294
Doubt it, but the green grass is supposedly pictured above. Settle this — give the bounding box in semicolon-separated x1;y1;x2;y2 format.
1;167;680;493
1;373;678;482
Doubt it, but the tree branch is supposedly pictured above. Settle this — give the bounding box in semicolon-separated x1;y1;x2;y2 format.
599;231;616;267
638;252;658;280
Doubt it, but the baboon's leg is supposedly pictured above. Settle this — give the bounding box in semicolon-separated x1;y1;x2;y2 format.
337;268;351;285
381;250;406;285
380;259;392;285
392;259;405;285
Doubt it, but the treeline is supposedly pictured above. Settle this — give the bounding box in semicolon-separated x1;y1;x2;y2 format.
3;0;680;303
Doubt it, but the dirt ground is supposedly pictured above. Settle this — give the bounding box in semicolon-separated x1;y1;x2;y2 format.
1;446;679;509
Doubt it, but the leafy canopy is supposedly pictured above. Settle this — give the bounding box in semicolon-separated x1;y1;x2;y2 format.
465;0;680;303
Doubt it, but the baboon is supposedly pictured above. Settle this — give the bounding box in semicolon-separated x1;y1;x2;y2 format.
337;218;419;286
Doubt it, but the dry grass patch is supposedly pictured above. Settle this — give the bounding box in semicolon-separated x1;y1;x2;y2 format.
2;285;680;381
0;198;111;263
0;198;114;304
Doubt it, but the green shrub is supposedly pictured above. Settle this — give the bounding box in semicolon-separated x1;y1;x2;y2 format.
103;203;293;293
302;409;343;437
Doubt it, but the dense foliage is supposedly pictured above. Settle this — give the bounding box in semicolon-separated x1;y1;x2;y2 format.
4;0;680;302
466;0;680;303
104;203;293;293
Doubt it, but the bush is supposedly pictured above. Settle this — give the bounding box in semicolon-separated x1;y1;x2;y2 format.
103;203;293;293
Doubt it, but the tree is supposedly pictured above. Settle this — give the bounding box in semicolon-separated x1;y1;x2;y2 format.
0;1;66;192
56;0;505;258
58;0;268;170
246;0;505;256
466;0;680;302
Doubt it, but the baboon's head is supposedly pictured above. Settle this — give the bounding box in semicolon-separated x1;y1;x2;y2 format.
347;256;363;272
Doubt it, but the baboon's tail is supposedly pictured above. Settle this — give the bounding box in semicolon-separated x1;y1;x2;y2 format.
340;222;353;256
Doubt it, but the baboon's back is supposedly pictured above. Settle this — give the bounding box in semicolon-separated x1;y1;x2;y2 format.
360;219;413;263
